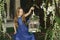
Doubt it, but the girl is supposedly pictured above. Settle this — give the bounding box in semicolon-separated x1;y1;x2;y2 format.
13;7;35;40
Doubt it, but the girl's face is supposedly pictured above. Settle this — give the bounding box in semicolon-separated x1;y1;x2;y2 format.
19;9;23;16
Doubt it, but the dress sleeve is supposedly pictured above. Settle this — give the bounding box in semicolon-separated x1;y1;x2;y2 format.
18;18;23;25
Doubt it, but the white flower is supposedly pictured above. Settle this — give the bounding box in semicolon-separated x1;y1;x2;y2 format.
47;5;55;12
41;2;45;9
47;11;50;15
40;6;43;9
48;6;53;12
52;5;55;10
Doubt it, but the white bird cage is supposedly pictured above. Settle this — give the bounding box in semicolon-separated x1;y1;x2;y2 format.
28;11;40;33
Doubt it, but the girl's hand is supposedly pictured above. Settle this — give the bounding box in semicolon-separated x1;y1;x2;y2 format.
31;7;34;10
14;31;16;34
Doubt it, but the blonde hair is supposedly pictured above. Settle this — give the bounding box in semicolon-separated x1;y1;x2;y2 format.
14;7;26;27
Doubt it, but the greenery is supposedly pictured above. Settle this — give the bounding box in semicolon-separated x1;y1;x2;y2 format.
43;16;60;40
0;0;12;40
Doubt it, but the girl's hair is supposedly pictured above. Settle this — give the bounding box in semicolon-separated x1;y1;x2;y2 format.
14;7;26;27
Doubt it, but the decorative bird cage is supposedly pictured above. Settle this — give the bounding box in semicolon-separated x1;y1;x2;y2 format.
28;11;40;33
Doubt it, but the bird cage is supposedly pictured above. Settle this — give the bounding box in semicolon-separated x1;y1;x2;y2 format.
28;11;40;33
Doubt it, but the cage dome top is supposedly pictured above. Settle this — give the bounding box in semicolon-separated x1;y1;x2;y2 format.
30;11;39;21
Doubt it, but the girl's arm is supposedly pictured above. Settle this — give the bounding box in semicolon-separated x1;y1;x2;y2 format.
24;7;34;17
13;23;17;34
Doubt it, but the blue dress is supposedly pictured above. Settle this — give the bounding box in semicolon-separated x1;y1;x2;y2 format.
13;17;35;40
